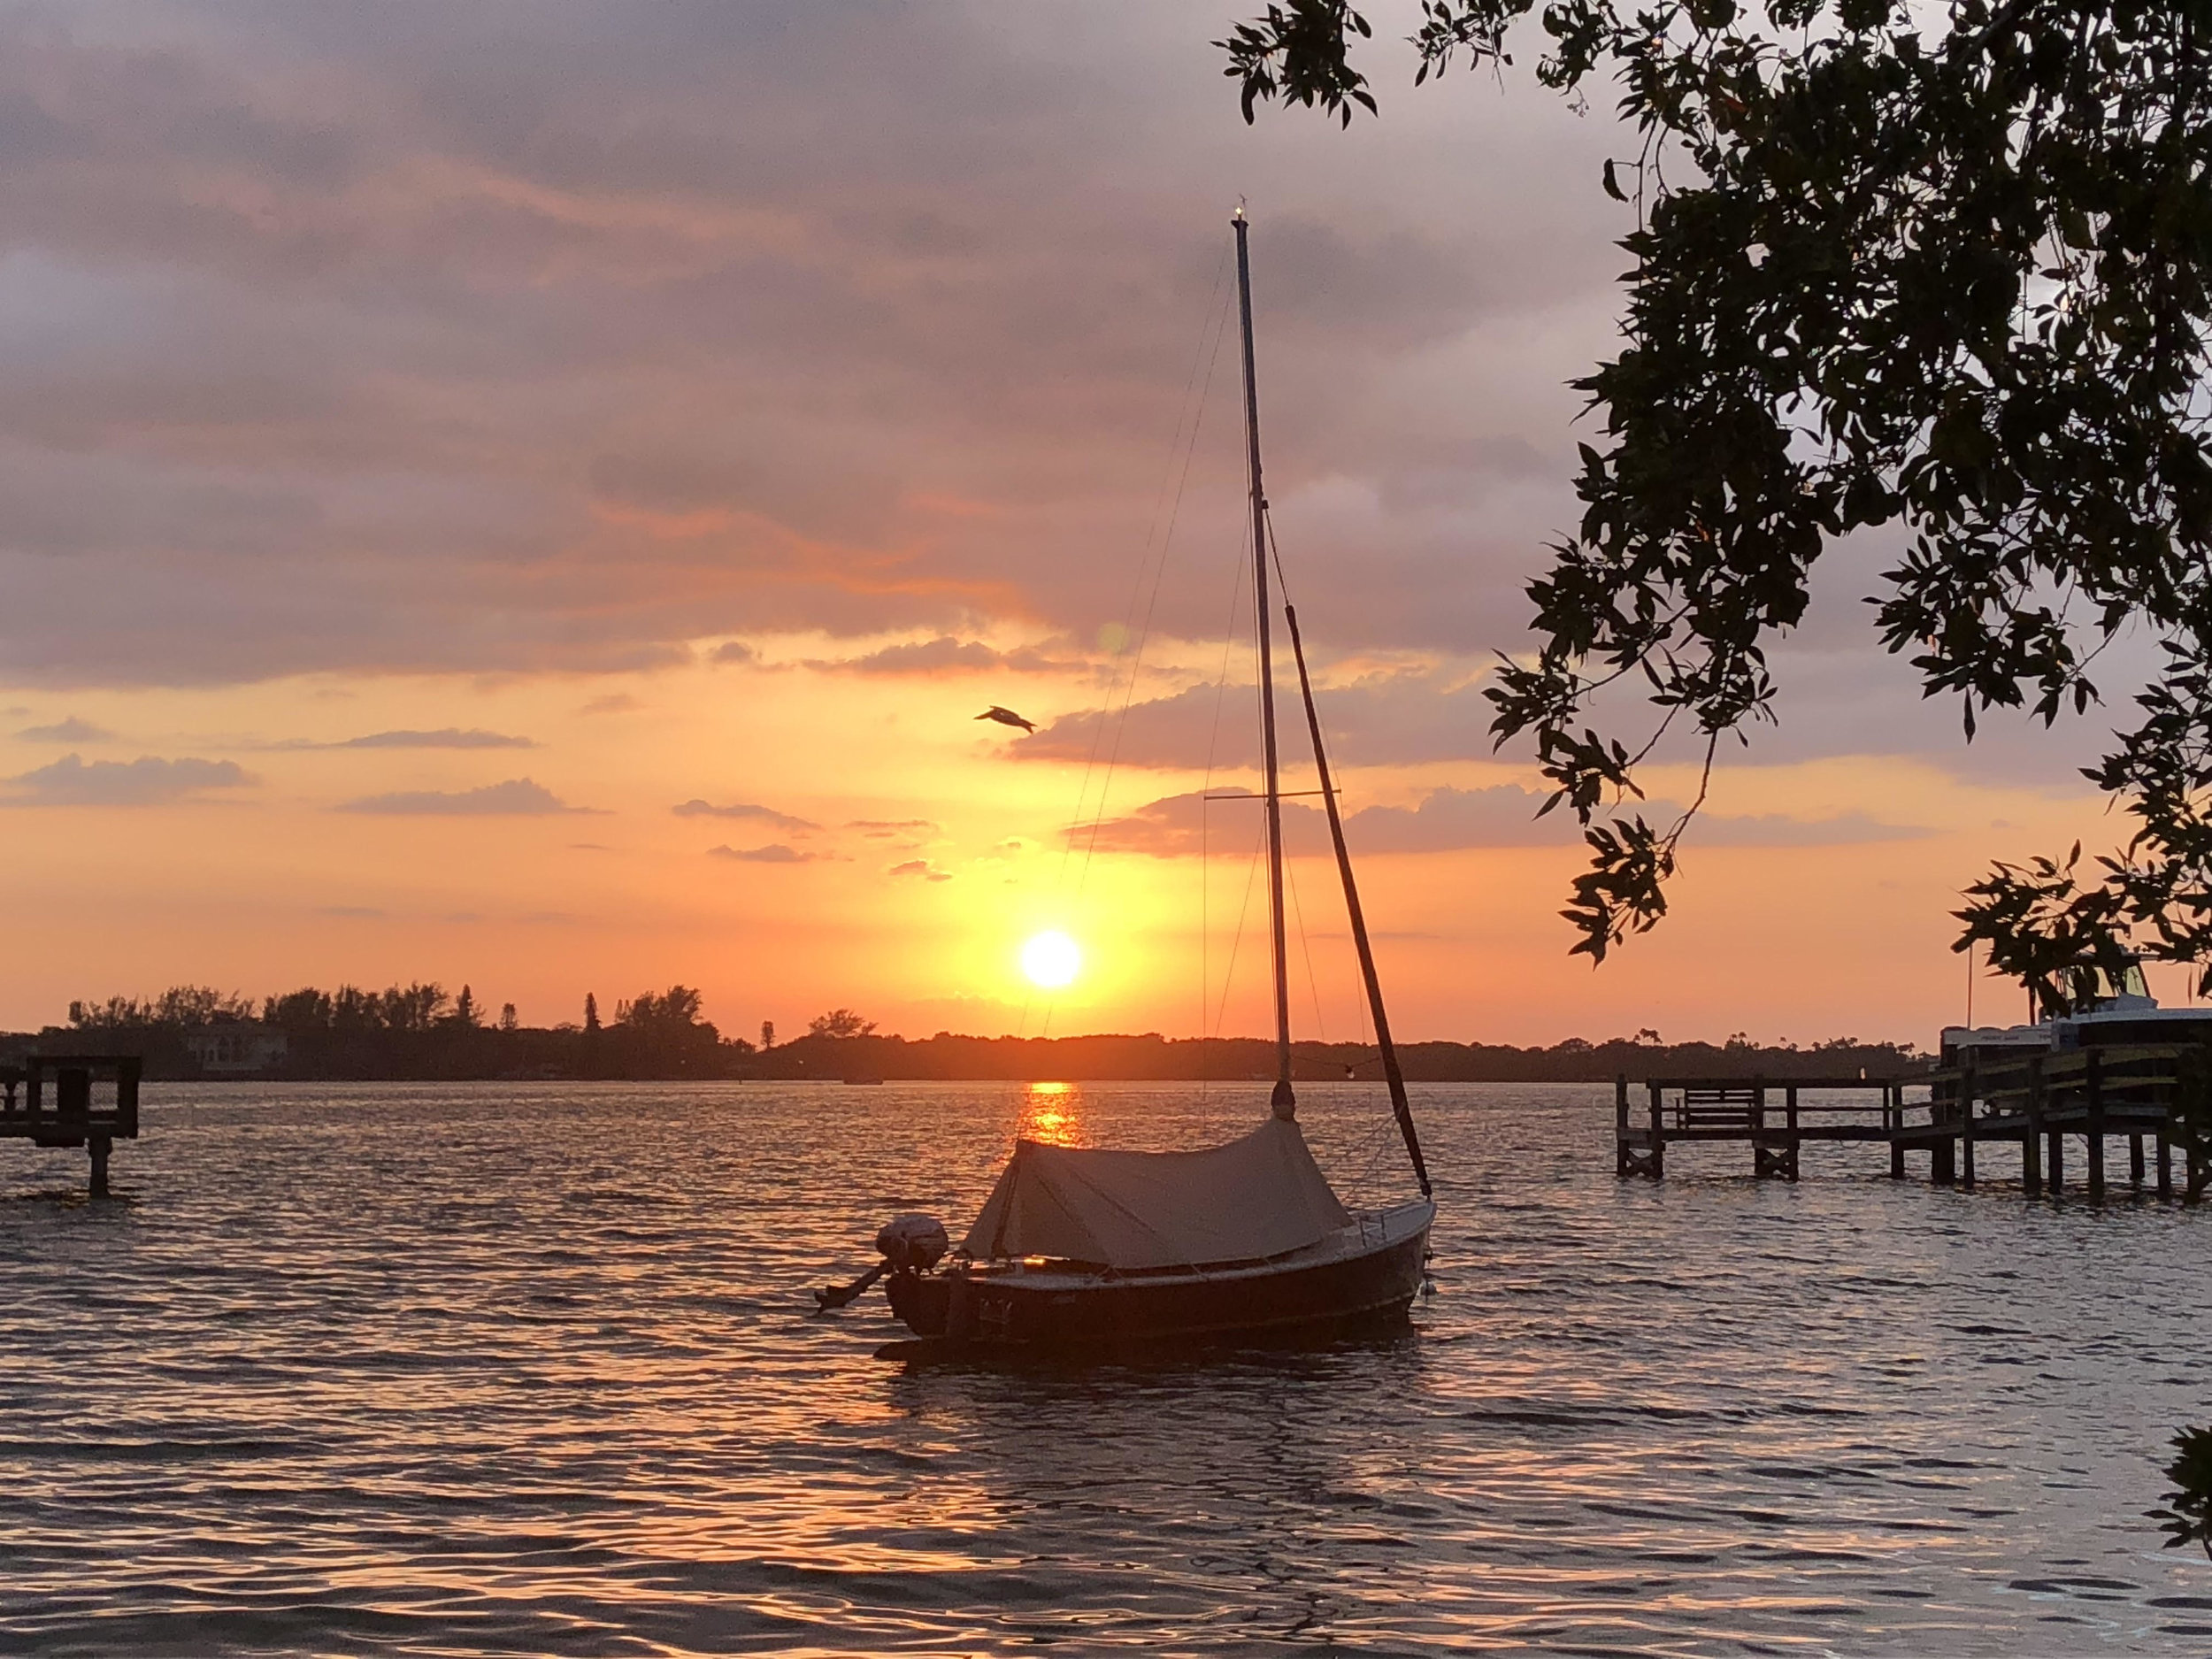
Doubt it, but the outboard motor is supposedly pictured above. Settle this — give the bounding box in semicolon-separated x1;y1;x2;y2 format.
876;1213;949;1274
813;1212;949;1313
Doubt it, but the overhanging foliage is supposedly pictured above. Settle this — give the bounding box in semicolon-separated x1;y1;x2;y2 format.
1223;0;2212;1005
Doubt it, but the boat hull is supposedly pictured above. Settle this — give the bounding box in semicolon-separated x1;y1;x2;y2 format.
886;1201;1432;1351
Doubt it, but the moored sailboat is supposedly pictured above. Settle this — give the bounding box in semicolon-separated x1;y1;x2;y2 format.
829;210;1435;1351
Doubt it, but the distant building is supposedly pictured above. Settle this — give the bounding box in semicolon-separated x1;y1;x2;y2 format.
184;1022;289;1074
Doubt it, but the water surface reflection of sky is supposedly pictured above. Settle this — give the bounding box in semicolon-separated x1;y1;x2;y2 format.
0;1079;2205;1654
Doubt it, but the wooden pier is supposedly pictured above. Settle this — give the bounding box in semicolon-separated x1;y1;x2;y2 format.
1617;1048;2207;1199
0;1056;142;1196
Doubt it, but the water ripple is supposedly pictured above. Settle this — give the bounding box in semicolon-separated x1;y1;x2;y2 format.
0;1080;2204;1653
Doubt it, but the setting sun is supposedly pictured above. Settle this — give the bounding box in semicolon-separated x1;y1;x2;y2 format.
1020;930;1082;989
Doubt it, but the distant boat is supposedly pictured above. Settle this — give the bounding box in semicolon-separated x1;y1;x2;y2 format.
827;211;1434;1351
841;1076;886;1086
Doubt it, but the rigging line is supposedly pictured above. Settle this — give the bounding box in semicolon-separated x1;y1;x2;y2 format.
1351;1109;1399;1202
1284;847;1329;1044
1048;239;1230;902
1264;501;1432;1196
1033;241;1233;1041
1200;523;1254;807
1071;266;1237;905
1200;510;1252;1098
1212;807;1270;1040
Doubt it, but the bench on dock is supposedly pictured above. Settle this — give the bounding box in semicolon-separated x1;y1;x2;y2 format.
0;1056;142;1195
1676;1086;1766;1128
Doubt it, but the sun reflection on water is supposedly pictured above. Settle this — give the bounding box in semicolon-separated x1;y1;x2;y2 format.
1018;1081;1082;1146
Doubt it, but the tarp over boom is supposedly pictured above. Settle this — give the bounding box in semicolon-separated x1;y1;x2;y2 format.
960;1117;1351;1270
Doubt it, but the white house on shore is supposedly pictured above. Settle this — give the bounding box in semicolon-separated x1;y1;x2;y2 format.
183;1023;289;1074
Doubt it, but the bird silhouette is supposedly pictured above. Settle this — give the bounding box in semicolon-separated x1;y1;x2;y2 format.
976;705;1036;733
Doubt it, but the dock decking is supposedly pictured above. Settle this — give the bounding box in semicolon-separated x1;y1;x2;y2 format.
1617;1048;2208;1200
1;1056;142;1195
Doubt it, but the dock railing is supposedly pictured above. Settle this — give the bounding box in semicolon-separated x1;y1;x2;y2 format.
1909;1043;2197;1197
0;1055;142;1195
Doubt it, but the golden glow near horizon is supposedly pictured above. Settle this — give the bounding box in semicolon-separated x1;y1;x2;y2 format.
1020;931;1083;990
0;649;2171;1048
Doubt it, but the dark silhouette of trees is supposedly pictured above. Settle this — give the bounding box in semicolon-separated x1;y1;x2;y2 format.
265;987;333;1030
48;979;751;1080
608;986;722;1077
43;990;1924;1085
71;987;254;1030
745;1028;1924;1082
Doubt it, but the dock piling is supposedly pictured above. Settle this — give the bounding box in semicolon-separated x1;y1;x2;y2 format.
2024;1056;2045;1195
2131;1133;2146;1191
1961;1091;1977;1187
1615;1074;1630;1178
2158;1132;2174;1199
1613;1072;1663;1179
2085;1051;2106;1198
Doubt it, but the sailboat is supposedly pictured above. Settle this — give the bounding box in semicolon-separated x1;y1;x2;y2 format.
840;210;1436;1350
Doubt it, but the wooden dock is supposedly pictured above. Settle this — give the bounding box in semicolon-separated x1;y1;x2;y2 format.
0;1056;142;1196
1617;1048;2207;1200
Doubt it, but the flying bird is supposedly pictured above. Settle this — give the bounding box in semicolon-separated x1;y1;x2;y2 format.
977;706;1036;733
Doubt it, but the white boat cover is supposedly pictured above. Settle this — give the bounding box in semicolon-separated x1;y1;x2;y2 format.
960;1118;1351;1269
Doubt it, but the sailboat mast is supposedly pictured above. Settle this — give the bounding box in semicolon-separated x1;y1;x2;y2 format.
1233;208;1296;1120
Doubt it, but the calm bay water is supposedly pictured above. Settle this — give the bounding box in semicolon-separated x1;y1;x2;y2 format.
1;1079;2208;1655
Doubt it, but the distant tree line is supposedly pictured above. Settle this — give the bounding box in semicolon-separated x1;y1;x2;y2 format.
25;987;1927;1084
747;1027;1927;1083
49;981;742;1080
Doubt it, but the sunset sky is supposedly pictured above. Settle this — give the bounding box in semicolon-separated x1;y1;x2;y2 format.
0;1;2177;1046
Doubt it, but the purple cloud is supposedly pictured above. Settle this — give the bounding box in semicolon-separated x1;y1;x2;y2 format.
709;842;822;864
809;637;1081;676
332;728;535;750
1079;785;1930;858
16;717;114;743
3;753;254;806
338;778;585;816
1014;665;1502;771
673;799;819;832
